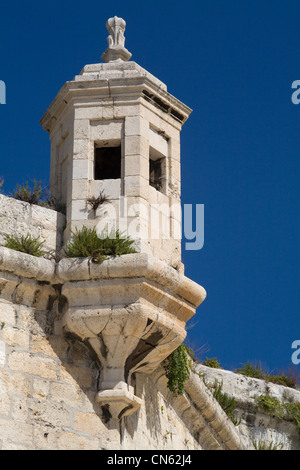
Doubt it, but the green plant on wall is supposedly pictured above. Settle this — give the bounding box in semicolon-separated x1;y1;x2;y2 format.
236;361;299;388
4;233;46;257
64;226;136;263
211;379;240;426
202;357;222;369
256;394;300;437
12;179;43;204
253;440;284;450
164;344;192;397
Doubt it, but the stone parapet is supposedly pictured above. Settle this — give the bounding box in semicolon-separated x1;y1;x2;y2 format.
0;195;65;254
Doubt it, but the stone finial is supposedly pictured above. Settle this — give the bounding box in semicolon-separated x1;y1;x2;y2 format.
101;16;132;63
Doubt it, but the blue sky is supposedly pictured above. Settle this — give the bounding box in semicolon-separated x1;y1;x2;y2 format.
0;0;299;375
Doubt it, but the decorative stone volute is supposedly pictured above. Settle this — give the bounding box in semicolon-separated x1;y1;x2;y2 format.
101;16;132;63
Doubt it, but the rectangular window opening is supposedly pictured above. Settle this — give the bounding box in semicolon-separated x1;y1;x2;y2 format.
149;147;166;193
94;145;121;180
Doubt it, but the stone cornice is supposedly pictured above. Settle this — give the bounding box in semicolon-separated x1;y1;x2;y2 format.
0;247;56;282
0;248;206;309
40;62;192;133
57;254;206;308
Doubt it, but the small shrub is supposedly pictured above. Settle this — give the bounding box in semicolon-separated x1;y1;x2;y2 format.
12;179;43;204
164;344;192;396
64;226;136;263
256;394;300;437
285;401;300;434
237;361;298;388
266;373;297;389
253;440;283;450
236;361;265;379
212;380;240;425
87;190;110;212
255;395;285;419
202;357;222;369
4;233;46;257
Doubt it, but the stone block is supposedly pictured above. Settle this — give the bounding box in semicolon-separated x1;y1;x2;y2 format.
102;103;114;120
0;301;16;326
72;159;89;180
0;392;10;416
33;423;58;449
125;115;149;137
57;431;98;450
73;119;90;139
90;119;123;142
73;138;90;158
0;418;33;447
8;351;58;380
124;135;148;157
71;179;89;200
124;175;149;199
32;378;51;399
113;102;141;119
169;137;181;162
3;327;30;349
170;159;181;182
28;400;70;429
70;199;88;221
124;154;149;179
50;382;84;408
75;105;103;120
73;412;104;436
90;179;121;202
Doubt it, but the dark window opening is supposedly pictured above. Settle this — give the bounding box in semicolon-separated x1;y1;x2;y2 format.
94;146;121;180
149;157;164;192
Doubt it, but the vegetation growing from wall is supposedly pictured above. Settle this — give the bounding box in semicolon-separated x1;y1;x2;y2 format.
64;227;136;263
164;344;193;396
87;190;110;214
253;440;284;450
12;179;43;205
202;357;222;369
6;179;66;213
4;233;46;257
211;379;240;426
236;361;299;389
255;394;300;436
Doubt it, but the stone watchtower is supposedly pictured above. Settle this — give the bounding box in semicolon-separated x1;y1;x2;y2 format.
40;17;206;420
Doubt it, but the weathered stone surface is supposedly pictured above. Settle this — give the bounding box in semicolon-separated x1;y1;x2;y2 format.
0;194;65;253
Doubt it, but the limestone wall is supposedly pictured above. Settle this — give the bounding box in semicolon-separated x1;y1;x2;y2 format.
0;271;299;450
0;287;201;450
0;196;299;450
0;194;65;254
0;254;299;450
196;364;300;450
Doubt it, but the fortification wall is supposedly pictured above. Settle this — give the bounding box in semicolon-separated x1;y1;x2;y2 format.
0;286;201;450
0;198;299;450
196;364;300;450
0;258;299;450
